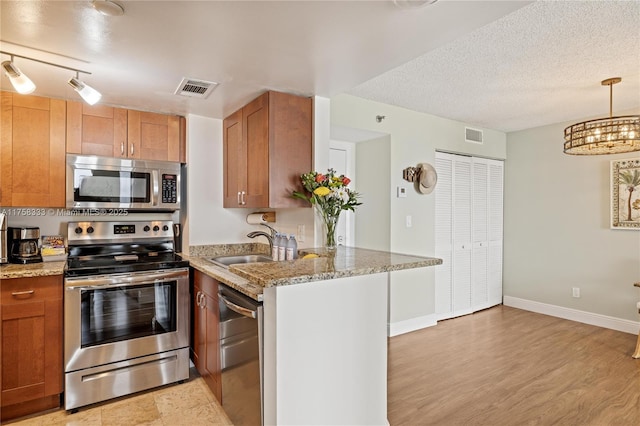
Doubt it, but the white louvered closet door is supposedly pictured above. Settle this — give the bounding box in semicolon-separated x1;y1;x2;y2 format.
452;157;472;316
435;152;503;321
435;155;453;318
488;159;504;306
472;158;489;311
435;153;472;320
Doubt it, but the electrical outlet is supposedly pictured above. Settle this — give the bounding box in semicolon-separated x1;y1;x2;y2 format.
572;287;580;298
297;224;305;242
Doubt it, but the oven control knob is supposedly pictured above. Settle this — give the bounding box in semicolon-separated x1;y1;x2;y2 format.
75;227;83;234
153;225;160;232
162;225;169;231
87;226;94;234
144;225;151;232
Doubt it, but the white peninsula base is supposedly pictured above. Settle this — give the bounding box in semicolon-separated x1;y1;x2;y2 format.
263;272;388;425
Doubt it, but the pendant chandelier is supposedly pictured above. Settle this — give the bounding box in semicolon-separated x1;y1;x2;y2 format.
563;77;640;155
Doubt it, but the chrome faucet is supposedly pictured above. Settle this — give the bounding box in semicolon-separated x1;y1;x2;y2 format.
247;223;277;252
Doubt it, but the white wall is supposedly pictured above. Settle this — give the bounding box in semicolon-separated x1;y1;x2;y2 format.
185;114;251;249
355;135;391;251
504;119;640;322
330;94;507;326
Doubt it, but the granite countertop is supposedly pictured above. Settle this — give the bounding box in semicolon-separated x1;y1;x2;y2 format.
189;256;266;301
232;246;442;287
0;261;66;279
187;243;271;300
189;245;442;300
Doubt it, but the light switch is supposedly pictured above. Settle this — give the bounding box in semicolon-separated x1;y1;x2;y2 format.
406;215;412;228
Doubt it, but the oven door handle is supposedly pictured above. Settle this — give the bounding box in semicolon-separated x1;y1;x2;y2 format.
65;281;178;291
65;268;189;289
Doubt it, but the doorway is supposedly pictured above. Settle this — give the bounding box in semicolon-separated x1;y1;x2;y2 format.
329;140;355;247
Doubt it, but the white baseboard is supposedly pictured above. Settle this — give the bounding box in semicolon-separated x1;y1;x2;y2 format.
503;296;640;335
388;313;437;337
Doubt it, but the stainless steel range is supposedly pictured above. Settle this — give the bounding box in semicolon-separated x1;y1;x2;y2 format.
64;220;190;411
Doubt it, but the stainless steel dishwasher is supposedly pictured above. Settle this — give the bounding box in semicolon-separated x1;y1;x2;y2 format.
219;284;263;426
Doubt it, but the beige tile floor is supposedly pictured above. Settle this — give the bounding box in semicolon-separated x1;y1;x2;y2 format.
5;373;233;426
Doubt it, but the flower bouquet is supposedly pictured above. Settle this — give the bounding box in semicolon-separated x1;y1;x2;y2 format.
293;169;361;249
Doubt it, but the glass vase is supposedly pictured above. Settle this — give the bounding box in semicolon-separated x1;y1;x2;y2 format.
316;206;339;251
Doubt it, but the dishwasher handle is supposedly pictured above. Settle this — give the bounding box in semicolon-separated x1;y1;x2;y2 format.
220;294;257;319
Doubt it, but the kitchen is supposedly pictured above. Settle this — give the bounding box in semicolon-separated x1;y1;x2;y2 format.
1;1;640;425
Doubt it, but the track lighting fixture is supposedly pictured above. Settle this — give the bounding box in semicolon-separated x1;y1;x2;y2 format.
1;57;36;94
0;50;102;105
68;72;102;105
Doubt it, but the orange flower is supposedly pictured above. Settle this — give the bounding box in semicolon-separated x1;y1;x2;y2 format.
316;174;326;183
342;177;351;186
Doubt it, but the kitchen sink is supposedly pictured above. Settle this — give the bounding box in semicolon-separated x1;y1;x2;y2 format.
207;254;274;268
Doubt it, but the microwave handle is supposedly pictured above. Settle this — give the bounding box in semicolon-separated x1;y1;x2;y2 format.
152;170;159;207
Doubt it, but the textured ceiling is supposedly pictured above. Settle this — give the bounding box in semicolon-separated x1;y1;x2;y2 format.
1;1;637;133
0;0;527;119
349;1;640;132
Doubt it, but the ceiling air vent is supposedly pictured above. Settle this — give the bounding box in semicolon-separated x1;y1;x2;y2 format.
465;127;483;144
174;77;218;99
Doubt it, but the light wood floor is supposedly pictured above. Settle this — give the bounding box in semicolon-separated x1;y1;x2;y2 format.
388;305;640;426
4;371;231;426
5;305;639;425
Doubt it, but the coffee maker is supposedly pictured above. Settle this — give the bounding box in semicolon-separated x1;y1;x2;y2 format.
8;226;42;264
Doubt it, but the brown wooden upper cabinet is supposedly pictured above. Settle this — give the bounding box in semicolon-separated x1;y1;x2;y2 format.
223;91;312;208
66;102;127;158
0;91;66;207
66;102;186;163
127;110;185;162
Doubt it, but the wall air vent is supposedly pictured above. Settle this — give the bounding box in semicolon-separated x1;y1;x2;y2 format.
465;127;483;144
174;77;218;99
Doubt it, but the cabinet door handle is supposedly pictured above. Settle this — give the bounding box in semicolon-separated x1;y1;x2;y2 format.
12;290;34;297
121;142;125;156
130;142;135;156
237;192;241;205
195;291;201;307
241;191;246;205
200;293;206;309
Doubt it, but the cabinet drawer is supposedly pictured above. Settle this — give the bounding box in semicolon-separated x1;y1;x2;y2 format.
1;276;62;305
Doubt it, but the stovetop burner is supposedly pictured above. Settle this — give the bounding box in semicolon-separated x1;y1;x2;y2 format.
65;252;189;277
65;220;187;277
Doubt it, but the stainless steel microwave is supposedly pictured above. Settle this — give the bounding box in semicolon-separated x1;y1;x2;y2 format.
66;154;181;211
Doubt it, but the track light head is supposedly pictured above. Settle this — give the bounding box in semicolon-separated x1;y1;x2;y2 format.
68;76;102;105
1;50;101;104
2;60;36;94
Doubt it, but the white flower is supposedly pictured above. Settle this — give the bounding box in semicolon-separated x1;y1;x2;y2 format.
331;187;350;203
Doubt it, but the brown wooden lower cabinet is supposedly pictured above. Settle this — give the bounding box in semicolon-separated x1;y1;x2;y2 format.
192;269;222;402
0;275;63;421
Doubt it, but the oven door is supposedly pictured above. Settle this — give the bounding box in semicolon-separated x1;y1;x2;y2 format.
66;154;181;211
64;268;189;373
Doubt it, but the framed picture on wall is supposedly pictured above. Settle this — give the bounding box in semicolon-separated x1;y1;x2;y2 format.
611;158;640;229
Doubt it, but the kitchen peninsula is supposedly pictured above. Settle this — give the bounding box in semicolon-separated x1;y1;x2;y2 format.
190;246;442;425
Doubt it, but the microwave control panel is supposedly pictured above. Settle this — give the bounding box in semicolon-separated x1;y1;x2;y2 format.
162;174;178;204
